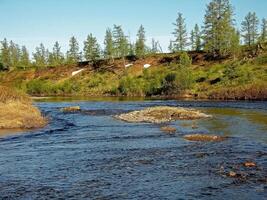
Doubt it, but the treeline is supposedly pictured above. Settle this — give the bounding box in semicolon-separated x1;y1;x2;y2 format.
0;0;267;71
0;25;162;70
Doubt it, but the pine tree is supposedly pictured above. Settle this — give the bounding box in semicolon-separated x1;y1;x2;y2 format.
20;46;30;69
241;12;259;46
190;24;201;51
83;33;101;62
151;38;162;53
135;25;146;58
203;0;238;57
172;12;188;52
33;43;47;67
113;25;129;58
260;18;267;43
51;41;64;66
0;38;11;70
104;28;114;60
9;41;20;69
66;36;80;64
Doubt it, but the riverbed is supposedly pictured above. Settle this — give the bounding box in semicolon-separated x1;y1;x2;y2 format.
0;99;266;199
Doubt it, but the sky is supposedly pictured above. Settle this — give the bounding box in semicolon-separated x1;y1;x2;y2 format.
0;0;266;54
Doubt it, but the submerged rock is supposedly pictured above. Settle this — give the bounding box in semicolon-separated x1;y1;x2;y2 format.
115;106;211;123
160;126;176;134
183;134;226;142
243;162;256;167
61;106;81;112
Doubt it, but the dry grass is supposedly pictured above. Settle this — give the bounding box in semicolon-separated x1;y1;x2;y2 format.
0;86;30;104
0;86;47;129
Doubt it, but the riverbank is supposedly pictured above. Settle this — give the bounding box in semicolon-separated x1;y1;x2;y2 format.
0;86;47;129
1;50;267;100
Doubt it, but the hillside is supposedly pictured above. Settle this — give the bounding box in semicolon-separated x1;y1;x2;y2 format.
0;49;267;100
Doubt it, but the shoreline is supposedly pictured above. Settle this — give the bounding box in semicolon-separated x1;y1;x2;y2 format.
30;94;267;102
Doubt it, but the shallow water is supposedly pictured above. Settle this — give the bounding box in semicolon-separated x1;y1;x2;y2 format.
0;99;266;199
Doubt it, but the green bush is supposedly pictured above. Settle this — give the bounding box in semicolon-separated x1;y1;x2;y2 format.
118;76;145;96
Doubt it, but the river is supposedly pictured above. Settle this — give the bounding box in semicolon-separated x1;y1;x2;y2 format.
0;98;266;199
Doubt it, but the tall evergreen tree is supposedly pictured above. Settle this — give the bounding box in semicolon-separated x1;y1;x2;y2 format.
66;36;80;64
203;0;238;57
190;24;202;51
135;25;146;58
172;12;188;51
33;43;47;67
51;41;64;66
241;12;259;46
113;25;129;58
104;28;114;60
260;18;267;43
20;46;30;69
83;33;101;62
0;38;11;70
9;41;20;69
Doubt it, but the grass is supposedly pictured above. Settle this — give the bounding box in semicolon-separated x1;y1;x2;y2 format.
0;86;47;129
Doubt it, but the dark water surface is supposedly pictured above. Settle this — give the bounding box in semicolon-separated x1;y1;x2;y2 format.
0;99;267;199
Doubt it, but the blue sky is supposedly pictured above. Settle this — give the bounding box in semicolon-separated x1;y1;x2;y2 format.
0;0;266;53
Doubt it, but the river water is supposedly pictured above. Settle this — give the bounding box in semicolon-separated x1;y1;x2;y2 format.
0;99;266;199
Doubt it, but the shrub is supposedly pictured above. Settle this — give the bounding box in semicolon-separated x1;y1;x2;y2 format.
179;52;192;67
118;76;145;96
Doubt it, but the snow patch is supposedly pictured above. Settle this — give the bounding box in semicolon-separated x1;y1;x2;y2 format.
144;64;151;68
72;69;85;76
125;64;133;68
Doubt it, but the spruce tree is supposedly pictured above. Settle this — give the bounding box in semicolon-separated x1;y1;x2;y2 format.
104;28;114;60
66;36;80;64
20;46;30;69
33;43;47;67
190;24;201;51
113;25;129;58
83;33;101;62
172;12;188;51
9;41;20;69
260;18;267;43
0;38;11;70
135;25;146;58
203;0;238;57
241;12;259;46
51;41;64;66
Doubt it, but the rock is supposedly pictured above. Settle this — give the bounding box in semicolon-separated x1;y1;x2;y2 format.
243;162;256;167
183;134;226;142
228;171;237;177
115;106;211;123
160;126;176;134
61;106;81;112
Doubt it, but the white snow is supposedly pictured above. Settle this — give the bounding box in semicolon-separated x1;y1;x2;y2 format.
125;64;133;68
143;64;151;68
72;69;85;76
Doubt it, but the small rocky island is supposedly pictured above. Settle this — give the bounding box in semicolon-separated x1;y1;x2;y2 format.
115;106;212;123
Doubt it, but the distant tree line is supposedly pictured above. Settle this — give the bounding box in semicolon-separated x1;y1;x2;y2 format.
0;0;267;70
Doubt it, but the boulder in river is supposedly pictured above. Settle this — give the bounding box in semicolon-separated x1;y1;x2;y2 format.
61;106;81;112
183;134;226;142
115;106;211;123
160;126;176;134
